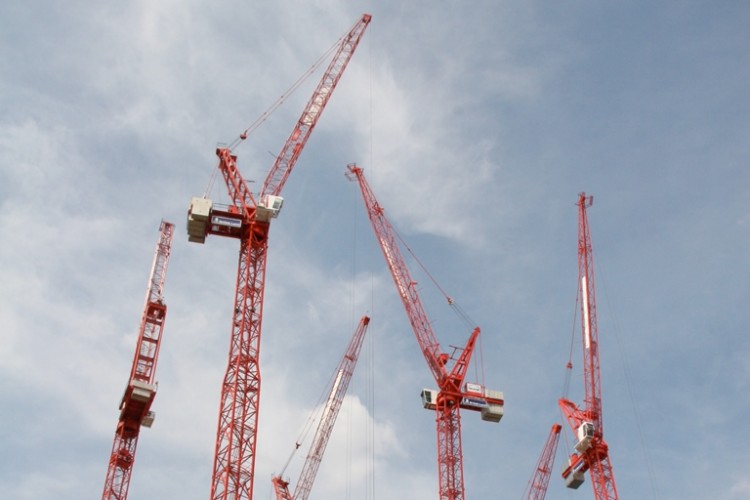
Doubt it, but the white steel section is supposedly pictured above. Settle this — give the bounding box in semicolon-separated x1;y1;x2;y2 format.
582;275;591;349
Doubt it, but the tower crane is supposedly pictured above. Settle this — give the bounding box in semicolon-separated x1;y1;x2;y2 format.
522;423;562;500
346;164;504;500
102;220;175;500
557;193;619;499
186;14;370;500
271;315;371;500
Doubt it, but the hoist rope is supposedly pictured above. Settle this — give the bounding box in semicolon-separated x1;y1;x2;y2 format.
559;278;581;464
278;349;343;479
597;266;661;499
562;278;581;401
364;32;376;500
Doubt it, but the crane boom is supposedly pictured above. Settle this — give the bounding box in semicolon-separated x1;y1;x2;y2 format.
272;316;371;500
346;165;444;382
102;220;175;500
347;164;503;500
186;15;370;500
558;193;619;499
522;423;562;500
261;14;371;199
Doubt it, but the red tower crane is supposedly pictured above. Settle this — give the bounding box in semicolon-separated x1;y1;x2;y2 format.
522;423;562;500
271;315;371;500
558;193;619;499
186;15;370;500
347;164;504;500
102;220;175;500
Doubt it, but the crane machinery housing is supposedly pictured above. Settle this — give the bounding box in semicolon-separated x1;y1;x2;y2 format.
272;315;371;500
186;14;371;500
558;193;619;499
347;164;503;500
102;220;175;500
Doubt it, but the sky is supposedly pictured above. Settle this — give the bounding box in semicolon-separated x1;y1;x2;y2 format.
1;1;748;499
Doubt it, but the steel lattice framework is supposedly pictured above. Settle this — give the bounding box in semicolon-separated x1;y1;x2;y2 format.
347;164;504;500
272;316;371;500
558;193;619;499
102;220;175;500
523;423;562;500
187;15;371;500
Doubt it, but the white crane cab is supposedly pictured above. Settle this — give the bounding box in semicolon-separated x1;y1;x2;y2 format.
255;195;284;222
574;421;595;453
421;388;438;410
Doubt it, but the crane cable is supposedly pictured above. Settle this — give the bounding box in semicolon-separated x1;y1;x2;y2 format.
597;266;661;499
389;223;488;387
277;349;346;479
391;224;477;331
227;30;346;152
559;277;581;462
201;29;347;201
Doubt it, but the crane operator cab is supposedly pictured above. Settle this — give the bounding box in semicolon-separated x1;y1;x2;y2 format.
574;421;595;452
255;195;284;222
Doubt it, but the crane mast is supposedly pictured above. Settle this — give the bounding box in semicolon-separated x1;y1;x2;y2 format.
272;316;371;500
186;15;370;500
522;423;562;500
558;193;619;499
347;164;503;500
102;220;175;500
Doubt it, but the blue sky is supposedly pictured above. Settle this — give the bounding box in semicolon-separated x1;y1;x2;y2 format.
1;1;748;499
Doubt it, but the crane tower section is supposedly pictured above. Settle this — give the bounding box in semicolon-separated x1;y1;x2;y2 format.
272;316;371;500
347;164;503;500
102;220;175;500
523;423;562;500
185;15;371;500
558;193;619;499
